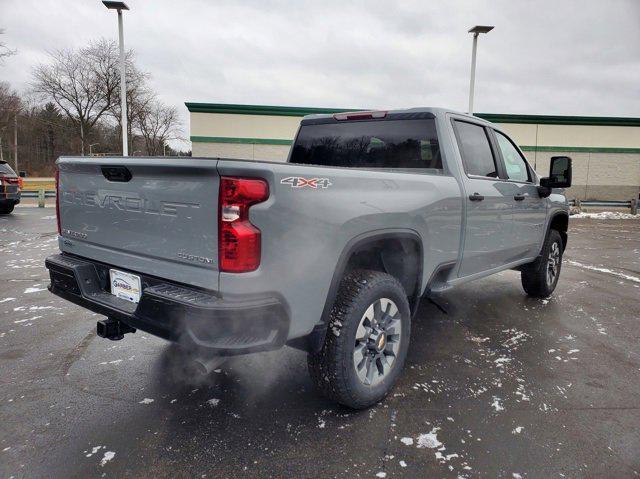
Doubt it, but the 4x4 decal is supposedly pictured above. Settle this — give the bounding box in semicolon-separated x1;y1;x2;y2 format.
280;177;332;189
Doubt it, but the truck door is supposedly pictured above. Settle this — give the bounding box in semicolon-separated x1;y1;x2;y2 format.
452;120;514;277
491;129;547;259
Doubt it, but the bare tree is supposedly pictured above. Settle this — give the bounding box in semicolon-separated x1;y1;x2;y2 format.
0;29;17;64
31;39;123;154
0;82;20;127
0;82;21;163
137;99;181;156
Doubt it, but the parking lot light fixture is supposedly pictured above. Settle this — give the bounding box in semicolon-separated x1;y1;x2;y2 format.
102;1;130;156
467;25;494;115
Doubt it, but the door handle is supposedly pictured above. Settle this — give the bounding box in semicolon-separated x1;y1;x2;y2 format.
468;193;484;201
514;194;525;201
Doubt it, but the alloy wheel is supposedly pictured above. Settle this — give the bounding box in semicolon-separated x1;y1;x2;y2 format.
547;241;561;286
353;298;402;386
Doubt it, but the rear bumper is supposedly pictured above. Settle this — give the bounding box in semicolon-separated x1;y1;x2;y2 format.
0;190;20;203
1;184;20;202
45;253;289;355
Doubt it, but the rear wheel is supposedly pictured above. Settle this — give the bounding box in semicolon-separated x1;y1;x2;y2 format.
0;203;15;215
308;269;411;409
521;229;563;298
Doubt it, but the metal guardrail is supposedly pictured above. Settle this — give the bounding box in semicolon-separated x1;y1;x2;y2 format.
569;200;632;208
21;191;56;198
570;199;637;215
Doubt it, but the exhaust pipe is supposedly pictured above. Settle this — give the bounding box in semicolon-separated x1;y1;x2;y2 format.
191;356;226;376
97;317;136;341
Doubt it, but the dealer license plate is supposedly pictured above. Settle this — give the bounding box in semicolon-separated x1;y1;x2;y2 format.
109;269;141;303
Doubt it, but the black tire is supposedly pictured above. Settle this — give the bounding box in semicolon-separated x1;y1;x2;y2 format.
521;229;563;298
0;203;14;215
308;269;411;409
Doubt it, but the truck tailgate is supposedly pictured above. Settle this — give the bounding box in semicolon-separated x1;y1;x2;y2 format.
57;157;220;290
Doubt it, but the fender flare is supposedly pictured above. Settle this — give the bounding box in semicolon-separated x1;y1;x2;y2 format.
289;229;424;353
546;211;569;250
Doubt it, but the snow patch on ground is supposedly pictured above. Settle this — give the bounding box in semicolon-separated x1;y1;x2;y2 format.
99;359;123;365
501;329;530;350
206;398;220;407
567;260;640;283
571;211;638;220
0;297;15;303
435;451;459;461
469;336;490;344
491;396;505;412
400;437;414;446
494;356;512;367
13;315;42;324
85;445;103;457
23;287;46;293
138;398;154;405
100;451;115;466
416;428;442;449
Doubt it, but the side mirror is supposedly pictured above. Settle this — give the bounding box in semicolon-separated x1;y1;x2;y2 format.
540;156;572;189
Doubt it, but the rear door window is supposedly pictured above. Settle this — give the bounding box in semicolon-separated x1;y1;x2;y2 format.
495;131;531;182
453;121;498;178
289;119;442;171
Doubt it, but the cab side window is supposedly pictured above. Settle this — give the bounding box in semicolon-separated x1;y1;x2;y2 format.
495;131;531;182
453;120;498;178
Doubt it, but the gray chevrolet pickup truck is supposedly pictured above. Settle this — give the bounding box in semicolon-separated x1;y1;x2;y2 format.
46;108;571;408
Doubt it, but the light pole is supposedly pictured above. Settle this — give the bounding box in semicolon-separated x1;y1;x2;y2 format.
467;25;494;115
103;1;129;156
89;143;99;155
14;114;18;172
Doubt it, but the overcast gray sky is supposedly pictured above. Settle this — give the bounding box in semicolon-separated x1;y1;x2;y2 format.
2;0;639;148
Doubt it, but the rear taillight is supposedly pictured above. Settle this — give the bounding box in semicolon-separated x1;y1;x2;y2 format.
55;169;61;235
0;176;20;187
17;177;23;190
219;176;269;272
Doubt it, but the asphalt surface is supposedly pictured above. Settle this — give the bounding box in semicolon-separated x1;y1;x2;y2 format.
1;207;639;478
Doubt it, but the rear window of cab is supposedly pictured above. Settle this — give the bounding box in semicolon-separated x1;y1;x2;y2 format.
289;119;442;172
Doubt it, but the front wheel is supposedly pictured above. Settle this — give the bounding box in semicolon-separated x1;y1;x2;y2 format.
521;229;563;298
307;269;411;409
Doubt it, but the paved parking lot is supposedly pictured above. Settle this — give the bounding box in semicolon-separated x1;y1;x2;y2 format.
1;207;639;478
